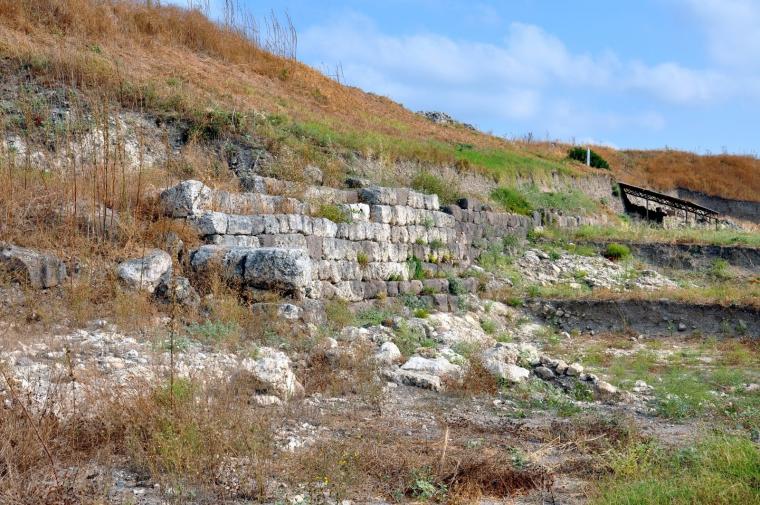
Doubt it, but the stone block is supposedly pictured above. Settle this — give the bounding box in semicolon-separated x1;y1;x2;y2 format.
369;205;393;224
208;235;260;247
341;203;370;222
259;234;308;250
227;215;252;235
305;235;323;259
386;281;399;297
359;186;398;206
190;211;228;236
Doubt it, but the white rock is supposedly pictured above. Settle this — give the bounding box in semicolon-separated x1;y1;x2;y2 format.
235;348;303;400
375;342;401;365
117;249;172;293
401;356;461;378
566;363;584;376
159;180;212;217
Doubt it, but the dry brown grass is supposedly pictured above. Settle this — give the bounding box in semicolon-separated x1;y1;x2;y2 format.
599;148;760;202
0;373;279;504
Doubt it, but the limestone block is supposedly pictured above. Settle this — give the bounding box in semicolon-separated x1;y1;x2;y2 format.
258;234;308;250
369;205;393;224
423;278;449;293
342;203;370;222
276;214;291;234
227;215;253;235
386;281;399;297
338;260;362;281
391;226;409;243
305;235;323;259
249;216;267;236
243;248;312;294
407;190;425;209
333;280;364;302
190;245;249;278
323;238;356;261
262;215;281;235
363;280;387;299
208;235;260;247
432;211;456;228
160;180;212;217
423;193;439;210
190;211;228;236
311;218;338;238
359;186;398;206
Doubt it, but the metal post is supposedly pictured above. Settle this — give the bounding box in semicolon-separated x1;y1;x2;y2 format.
586;147;591;166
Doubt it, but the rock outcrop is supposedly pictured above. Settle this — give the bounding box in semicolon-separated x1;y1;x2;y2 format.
117;249;173;293
0;244;66;289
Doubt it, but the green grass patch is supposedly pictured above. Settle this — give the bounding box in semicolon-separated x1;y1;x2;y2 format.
592;435;760;505
313;203;352;224
411;171;461;204
490;187;533;215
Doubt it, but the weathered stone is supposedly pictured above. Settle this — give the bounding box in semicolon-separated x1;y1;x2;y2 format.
375;342;401;365
359;186;399;206
190;211;228;236
566;363;584;376
593;380;619;400
393;370;442;391
243;248;312;295
555;360;568;375
277;303;303;321
117;249;172;293
234;348;303;400
489;363;530;383
534;366;555;380
401;356;461;378
155;275;200;308
208;235;260;248
304;164;323;185
160;180;212;217
190;245;250;278
0;244;66;289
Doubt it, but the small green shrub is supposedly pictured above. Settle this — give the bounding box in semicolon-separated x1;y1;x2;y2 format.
185;320;240;345
490;187;533;216
568;146;610;169
356;251;369;267
708;258;732;280
325;299;354;330
393;321;435;357
480;319;497;334
604;243;631;260
411;171;460;204
413;308;430;318
355;308;395;327
448;276;464;295
407;256;425;280
314;203;352;224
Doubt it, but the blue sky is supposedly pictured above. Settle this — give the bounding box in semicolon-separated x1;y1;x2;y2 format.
176;1;760;154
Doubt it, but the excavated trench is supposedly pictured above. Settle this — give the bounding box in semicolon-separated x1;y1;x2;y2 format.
581;241;760;271
531;298;760;337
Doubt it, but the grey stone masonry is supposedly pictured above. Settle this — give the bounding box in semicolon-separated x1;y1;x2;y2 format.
162;179;531;301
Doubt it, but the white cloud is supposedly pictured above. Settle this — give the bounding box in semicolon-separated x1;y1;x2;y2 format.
679;0;760;69
626;62;729;104
299;11;738;137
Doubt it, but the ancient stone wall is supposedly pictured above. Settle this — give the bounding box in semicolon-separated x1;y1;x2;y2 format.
162;179;532;301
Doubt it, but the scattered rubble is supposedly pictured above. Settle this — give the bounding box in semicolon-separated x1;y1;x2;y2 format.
517;248;677;291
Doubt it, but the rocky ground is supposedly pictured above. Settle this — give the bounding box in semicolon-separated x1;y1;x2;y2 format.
2;275;756;504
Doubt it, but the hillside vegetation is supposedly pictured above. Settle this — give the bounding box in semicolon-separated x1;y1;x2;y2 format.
0;0;757;202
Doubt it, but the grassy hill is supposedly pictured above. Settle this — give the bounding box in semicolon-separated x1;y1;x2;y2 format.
1;0;757;203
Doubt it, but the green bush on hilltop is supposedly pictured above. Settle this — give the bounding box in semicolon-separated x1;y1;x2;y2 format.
568;146;610;170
